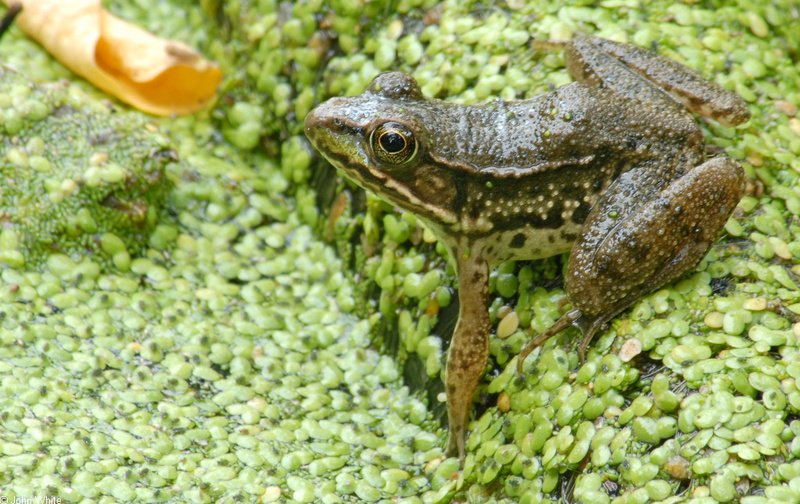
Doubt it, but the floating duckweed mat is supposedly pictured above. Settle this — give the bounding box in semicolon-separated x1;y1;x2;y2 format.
2;0;800;503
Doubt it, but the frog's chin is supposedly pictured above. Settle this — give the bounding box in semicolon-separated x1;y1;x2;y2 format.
340;170;459;229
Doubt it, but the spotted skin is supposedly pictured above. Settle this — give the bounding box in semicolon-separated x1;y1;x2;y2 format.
304;35;750;464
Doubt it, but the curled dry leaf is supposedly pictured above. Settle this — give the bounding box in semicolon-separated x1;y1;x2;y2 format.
3;0;222;115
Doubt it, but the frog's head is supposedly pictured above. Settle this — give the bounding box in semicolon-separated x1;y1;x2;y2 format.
305;72;458;226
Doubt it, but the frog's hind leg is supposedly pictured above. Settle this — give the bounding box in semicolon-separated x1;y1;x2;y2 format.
563;35;750;127
586;37;750;127
518;156;744;370
563;155;744;359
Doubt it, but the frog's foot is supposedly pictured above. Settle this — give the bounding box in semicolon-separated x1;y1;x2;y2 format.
445;359;479;466
445;421;466;464
517;309;582;373
518;308;617;373
576;314;615;363
444;331;486;467
444;376;474;466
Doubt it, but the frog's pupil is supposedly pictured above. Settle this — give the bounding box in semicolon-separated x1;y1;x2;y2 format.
381;131;405;153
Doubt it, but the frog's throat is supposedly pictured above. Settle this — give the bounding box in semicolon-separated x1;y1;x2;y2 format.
327;153;459;227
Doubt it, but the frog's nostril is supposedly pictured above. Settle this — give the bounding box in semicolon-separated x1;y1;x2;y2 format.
304;107;331;141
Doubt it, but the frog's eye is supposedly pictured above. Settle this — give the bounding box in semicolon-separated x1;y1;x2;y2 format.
370;121;417;165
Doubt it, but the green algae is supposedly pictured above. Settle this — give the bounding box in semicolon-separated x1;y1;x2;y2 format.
1;0;800;503
0;67;171;268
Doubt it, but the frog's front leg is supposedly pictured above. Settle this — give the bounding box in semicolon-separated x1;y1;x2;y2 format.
520;156;744;366
444;250;490;463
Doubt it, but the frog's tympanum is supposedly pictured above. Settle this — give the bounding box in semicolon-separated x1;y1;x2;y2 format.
304;35;750;463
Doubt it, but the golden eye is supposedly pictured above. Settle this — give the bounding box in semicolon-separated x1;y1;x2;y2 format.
370;122;417;165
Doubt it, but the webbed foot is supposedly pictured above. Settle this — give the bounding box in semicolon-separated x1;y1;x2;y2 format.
517;309;581;373
517;309;615;372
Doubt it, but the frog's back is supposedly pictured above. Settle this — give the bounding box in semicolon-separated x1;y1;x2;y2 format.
424;83;701;177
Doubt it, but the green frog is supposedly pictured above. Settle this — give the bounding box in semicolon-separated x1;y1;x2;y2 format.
304;35;750;463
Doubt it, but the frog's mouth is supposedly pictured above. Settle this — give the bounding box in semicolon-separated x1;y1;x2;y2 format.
303;109;371;183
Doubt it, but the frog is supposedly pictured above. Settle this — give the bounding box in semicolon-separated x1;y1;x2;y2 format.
304;34;750;464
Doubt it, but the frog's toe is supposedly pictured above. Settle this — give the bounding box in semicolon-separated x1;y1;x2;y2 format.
576;315;614;363
517;309;582;373
518;308;615;369
445;426;466;466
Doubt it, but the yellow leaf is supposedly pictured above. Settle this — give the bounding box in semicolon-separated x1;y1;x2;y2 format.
3;0;222;116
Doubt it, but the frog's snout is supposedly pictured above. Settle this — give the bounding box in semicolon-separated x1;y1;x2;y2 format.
305;98;350;145
303;102;328;145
